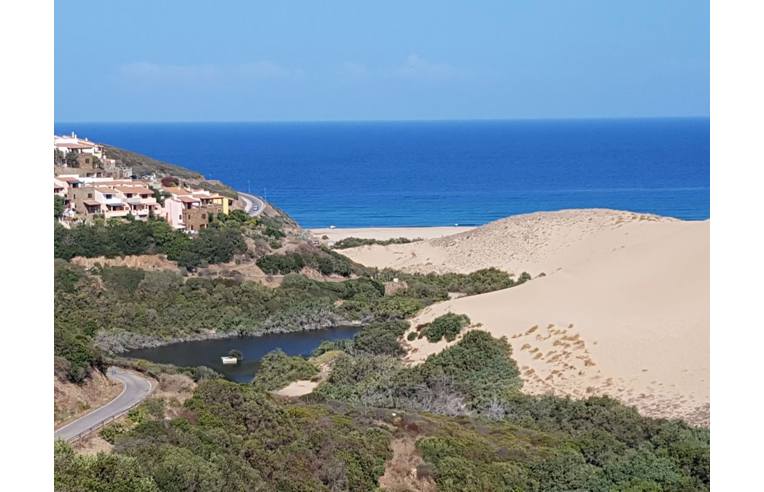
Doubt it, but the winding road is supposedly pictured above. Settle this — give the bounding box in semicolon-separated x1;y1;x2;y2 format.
239;192;266;217
54;367;153;442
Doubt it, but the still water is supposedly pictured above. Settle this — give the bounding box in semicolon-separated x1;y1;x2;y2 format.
125;326;359;383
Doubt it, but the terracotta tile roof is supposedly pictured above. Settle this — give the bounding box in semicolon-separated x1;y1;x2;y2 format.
162;186;188;195
115;186;153;195
83;199;101;207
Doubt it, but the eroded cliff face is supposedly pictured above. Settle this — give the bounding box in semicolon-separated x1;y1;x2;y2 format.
54;362;121;427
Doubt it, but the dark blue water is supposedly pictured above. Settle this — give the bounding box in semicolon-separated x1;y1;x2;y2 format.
125;326;360;383
54;119;709;227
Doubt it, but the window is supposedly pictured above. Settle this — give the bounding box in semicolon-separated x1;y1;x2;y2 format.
87;193;93;198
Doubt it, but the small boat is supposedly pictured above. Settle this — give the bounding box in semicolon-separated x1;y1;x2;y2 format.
221;356;239;365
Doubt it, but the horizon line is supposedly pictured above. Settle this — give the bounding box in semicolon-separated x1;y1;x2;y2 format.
55;115;710;125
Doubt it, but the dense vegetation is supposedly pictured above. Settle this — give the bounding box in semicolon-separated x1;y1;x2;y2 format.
256;248;355;276
377;267;532;297
54;218;247;269
331;236;421;249
314;331;709;490
54;195;65;219
315;331;522;414
418;313;471;342
56;380;393;491
53;248;537;383
56;331;709;491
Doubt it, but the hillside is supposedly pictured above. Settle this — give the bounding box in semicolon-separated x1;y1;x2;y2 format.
102;144;239;198
53;152;709;490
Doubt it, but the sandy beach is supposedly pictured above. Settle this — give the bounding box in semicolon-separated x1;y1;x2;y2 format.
336;209;709;426
310;226;474;244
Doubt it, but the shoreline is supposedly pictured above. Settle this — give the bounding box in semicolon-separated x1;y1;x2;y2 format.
310;225;475;243
307;209;709;243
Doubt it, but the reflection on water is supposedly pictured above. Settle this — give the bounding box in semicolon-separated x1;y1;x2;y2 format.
125;326;359;383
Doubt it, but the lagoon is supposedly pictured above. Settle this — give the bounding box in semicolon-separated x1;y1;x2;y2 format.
125;326;360;383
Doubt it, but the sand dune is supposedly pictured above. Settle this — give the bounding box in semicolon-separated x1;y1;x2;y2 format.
336;209;684;276
343;210;710;425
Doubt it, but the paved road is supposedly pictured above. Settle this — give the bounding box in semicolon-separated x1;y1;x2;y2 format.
239;192;266;217
54;367;153;442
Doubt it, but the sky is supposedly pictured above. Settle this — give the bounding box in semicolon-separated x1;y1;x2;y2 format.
55;1;709;122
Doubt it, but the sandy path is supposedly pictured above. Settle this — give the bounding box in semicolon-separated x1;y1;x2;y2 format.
273;363;333;398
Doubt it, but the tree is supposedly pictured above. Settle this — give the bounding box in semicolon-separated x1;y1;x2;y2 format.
65;151;79;167
54;195;65;219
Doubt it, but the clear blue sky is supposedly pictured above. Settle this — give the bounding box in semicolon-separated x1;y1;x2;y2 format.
55;1;708;122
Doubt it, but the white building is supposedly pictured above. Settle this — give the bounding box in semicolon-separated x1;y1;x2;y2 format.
54;132;104;159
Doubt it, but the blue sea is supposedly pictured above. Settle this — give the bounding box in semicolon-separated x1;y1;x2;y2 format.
54;119;709;227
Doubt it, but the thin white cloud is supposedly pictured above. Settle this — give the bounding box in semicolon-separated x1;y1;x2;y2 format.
119;62;221;84
118;61;303;86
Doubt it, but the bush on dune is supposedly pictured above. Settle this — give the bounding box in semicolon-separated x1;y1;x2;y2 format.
420;312;471;342
332;236;420;249
352;320;409;356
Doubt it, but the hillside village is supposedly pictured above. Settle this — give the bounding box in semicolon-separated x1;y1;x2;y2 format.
54;133;238;232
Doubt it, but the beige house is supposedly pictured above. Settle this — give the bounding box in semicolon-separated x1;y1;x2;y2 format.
64;178;159;221
159;186;227;232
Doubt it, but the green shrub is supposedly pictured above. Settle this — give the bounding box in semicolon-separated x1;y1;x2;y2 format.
332;236;420;249
372;296;424;319
54;195;65;219
353;320;409;356
54;441;159;491
256;253;305;274
101;267;146;293
421;313;471;342
100;420;129;444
